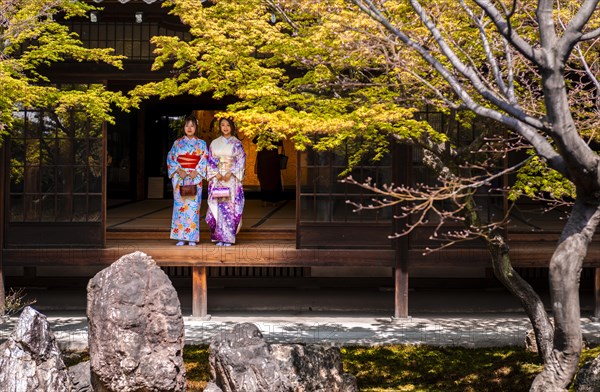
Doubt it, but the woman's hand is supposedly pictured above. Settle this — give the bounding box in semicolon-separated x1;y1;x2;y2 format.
189;170;199;179
177;168;187;178
216;173;224;181
223;172;233;182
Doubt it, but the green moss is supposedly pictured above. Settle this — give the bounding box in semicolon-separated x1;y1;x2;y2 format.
64;344;600;391
579;344;600;366
183;345;211;392
340;345;542;392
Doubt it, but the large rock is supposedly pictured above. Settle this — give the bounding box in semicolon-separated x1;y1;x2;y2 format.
204;382;224;392
207;322;357;392
574;354;600;392
270;344;358;392
87;251;186;392
0;306;72;391
68;361;92;392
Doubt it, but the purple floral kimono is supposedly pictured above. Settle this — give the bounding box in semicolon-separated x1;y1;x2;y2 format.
167;136;208;242
206;135;246;244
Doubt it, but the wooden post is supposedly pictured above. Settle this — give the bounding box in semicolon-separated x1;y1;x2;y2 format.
394;231;410;319
394;263;408;318
136;106;146;201
595;267;600;320
393;142;410;319
192;266;209;319
101;118;107;247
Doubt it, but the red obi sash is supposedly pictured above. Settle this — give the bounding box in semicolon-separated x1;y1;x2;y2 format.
177;154;200;169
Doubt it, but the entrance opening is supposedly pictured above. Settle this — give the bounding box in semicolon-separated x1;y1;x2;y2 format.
106;106;297;236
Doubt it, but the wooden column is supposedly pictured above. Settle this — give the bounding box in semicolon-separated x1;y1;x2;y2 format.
101;120;107;247
394;261;408;318
595;267;600;320
136;107;146;201
192;266;209;319
394;233;409;319
393;142;410;319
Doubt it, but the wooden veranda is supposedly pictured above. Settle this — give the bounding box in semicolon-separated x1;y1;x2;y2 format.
3;227;600;319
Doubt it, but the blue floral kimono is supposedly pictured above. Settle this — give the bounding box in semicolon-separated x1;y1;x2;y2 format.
206;135;246;244
167;136;208;242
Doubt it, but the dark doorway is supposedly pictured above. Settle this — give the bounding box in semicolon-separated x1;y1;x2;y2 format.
107;110;136;202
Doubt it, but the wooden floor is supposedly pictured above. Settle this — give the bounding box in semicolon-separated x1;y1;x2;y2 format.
107;198;296;231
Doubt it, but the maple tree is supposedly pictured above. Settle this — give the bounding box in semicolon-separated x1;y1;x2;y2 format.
0;0;127;311
0;0;127;140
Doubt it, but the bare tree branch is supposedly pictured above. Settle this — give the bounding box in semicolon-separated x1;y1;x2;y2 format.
403;69;461;109
342;155;530;247
472;0;541;65
266;0;300;34
353;0;541;129
581;27;600;41
408;0;547;130
537;0;557;51
574;43;600;104
459;0;511;100
561;0;599;51
350;0;568;177
503;38;517;103
556;5;600;108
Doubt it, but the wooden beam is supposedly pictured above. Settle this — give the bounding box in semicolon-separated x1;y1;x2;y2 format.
7;240;600;268
2;243;396;267
192;266;208;319
595;268;600;320
408;245;600;268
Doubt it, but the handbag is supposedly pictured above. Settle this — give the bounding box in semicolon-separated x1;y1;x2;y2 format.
211;186;230;200
278;144;288;170
179;179;197;197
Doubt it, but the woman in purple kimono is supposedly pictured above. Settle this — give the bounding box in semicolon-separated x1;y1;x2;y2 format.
167;115;208;246
206;118;246;246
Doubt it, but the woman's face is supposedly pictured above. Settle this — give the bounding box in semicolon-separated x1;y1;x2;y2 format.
220;120;232;138
184;121;197;138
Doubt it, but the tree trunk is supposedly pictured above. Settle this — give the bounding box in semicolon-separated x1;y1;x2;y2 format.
531;196;600;391
462;197;554;362
487;235;554;362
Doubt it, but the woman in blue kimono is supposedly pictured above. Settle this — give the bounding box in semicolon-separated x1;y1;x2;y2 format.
167;115;208;246
206;118;246;246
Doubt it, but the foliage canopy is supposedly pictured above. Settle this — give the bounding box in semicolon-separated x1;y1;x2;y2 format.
0;0;127;142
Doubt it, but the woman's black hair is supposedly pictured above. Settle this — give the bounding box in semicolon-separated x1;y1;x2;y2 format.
219;117;238;138
181;115;198;137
